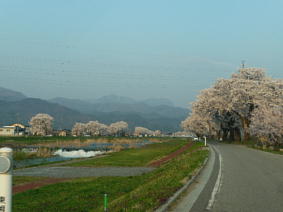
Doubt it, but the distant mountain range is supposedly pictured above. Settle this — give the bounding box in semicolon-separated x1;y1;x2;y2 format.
49;96;179;117
0;87;189;132
0;87;27;102
0;98;94;129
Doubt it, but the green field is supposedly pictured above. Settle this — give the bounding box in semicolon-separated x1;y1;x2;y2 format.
13;139;208;211
64;139;188;167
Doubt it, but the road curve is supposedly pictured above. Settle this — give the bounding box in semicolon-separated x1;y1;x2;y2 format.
174;143;283;212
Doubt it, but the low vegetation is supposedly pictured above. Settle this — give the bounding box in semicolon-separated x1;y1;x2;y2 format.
0;136;87;145
64;139;187;167
244;140;283;155
13;151;38;161
0;136;165;147
13;139;208;211
13;147;54;161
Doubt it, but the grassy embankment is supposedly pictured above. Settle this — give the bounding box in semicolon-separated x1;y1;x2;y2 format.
64;139;187;167
13;139;208;211
244;140;283;155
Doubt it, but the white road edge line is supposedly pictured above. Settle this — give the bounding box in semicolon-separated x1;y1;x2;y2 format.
206;146;223;210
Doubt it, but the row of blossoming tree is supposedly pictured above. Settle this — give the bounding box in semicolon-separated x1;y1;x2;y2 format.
29;113;161;137
181;68;283;146
71;121;129;136
72;121;161;137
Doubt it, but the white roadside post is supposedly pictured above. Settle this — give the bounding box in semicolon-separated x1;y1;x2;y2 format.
0;147;13;212
204;136;207;146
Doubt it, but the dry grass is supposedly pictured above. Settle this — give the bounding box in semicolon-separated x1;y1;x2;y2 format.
109;144;124;152
14;147;54;160
34;137;165;148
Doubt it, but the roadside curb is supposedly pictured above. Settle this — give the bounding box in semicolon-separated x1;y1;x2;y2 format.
155;147;210;212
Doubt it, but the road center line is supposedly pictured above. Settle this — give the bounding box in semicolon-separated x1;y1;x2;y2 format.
206;146;223;210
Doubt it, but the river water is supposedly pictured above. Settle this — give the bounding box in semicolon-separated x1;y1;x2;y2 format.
14;140;153;168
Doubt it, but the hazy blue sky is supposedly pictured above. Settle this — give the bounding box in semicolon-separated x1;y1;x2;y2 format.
0;0;283;107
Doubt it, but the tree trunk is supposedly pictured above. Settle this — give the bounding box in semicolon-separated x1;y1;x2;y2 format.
222;129;229;141
243;118;250;141
234;128;241;141
229;128;235;142
240;117;250;141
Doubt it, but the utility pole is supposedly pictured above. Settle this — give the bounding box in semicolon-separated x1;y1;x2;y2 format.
241;60;246;68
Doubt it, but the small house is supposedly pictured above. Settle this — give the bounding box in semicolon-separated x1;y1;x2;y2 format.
0;123;27;136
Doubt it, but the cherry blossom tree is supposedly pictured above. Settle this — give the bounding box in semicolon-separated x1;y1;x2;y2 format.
153;130;162;137
29;113;54;136
86;121;103;136
250;104;283;146
181;114;210;138
109;121;128;136
71;122;87;136
71;120;129;137
134;127;154;136
182;68;283;143
98;123;110;136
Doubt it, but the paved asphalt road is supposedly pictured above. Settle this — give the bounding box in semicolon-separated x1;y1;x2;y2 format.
174;143;283;212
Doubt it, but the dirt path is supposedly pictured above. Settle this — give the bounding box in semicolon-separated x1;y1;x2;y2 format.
13;178;68;194
148;142;193;167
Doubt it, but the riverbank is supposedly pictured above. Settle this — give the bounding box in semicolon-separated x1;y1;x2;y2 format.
12;138;208;211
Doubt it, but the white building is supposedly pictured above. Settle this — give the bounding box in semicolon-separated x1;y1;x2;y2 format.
0;124;26;136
